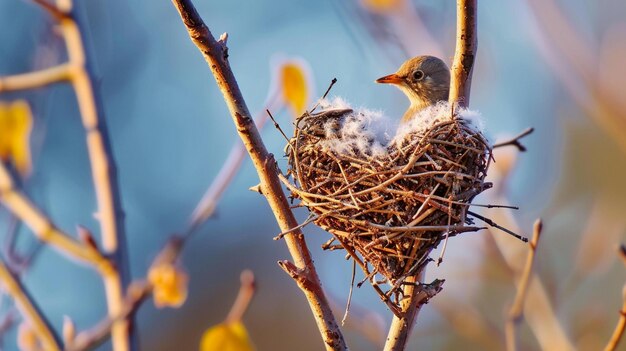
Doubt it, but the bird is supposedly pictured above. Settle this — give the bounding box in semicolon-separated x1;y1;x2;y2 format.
376;55;450;123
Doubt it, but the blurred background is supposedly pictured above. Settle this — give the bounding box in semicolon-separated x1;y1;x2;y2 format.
1;0;625;350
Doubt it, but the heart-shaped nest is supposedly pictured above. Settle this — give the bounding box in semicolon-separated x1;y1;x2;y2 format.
282;103;492;309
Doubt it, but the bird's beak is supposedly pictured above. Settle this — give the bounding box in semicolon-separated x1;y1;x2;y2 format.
376;73;403;85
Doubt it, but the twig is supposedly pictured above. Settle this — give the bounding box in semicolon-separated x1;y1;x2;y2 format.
493;128;535;151
604;285;626;351
384;1;477;348
224;270;256;324
2;0;134;348
68;236;184;351
169;1;346;349
485;200;575;350
448;0;477;108
602;245;626;351
266;109;289;143
468;210;528;242
341;260;356;326
54;1;133;348
505;219;542;351
310;78;337;113
68;282;151;351
0;257;61;350
0;161;111;269
0;64;73;92
188;91;281;230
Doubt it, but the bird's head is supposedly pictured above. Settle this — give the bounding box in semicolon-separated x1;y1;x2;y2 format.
376;55;450;110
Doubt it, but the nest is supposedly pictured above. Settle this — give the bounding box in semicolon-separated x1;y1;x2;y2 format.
282;105;492;311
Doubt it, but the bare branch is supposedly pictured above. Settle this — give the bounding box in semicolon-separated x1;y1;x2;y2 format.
505;219;542;351
384;276;443;351
384;1;477;349
68;282;151;351
603;245;626;351
493;128;535;152
68;236;184;351
604;285;626;351
448;0;477;107
224;270;257;324
168;2;346;348
0;64;73;92
0;162;111;268
0;258;61;350
63;3;133;349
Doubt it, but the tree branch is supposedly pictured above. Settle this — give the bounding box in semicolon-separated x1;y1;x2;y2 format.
0;64;73;92
493;128;535;152
506;219;542;351
384;275;443;351
0;162;111;269
603;245;626;351
449;0;477;107
0;258;61;351
168;1;346;349
384;1;478;349
50;1;133;348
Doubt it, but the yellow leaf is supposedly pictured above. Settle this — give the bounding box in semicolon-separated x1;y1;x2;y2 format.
0;100;33;177
280;62;310;117
148;262;188;308
200;321;254;351
359;0;404;13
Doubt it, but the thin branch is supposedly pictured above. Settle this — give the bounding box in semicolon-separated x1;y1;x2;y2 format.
169;1;346;349
55;0;133;348
468;210;528;242
224;270;256;324
189;92;281;229
493;128;535;151
506;219;542;351
0;162;111;269
384;1;477;349
604;285;626;351
0;64;73;92
603;245;626;351
68;236;184;351
0;258;61;351
68;282;151;351
448;0;477;108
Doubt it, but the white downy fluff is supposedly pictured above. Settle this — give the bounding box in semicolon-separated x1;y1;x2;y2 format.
316;97;484;157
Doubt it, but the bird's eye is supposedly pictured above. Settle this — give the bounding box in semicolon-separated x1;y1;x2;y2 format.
413;70;425;80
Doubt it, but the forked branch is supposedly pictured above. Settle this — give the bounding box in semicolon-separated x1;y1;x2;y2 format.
385;1;478;350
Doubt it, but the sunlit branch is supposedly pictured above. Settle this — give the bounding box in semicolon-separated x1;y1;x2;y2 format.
506;219;542;351
169;1;347;349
